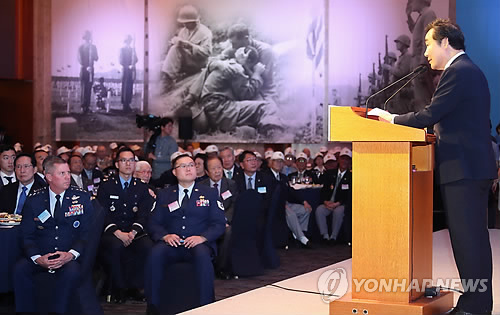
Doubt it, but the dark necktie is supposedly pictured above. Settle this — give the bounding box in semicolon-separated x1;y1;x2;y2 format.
15;186;28;214
213;183;219;194
54;194;61;216
123;181;129;191
181;189;189;208
5;176;13;184
247;177;253;190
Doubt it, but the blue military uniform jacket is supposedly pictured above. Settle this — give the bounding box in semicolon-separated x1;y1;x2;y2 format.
97;175;154;235
148;183;225;253
20;186;93;259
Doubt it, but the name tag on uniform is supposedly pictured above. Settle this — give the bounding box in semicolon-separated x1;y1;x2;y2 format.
38;210;51;223
221;190;232;200
168;201;180;212
93;177;100;184
257;187;267;194
110;195;119;200
87;185;94;192
341;184;349;190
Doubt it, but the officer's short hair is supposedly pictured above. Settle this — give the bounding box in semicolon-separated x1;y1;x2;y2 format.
159;117;173;127
14;153;36;168
117;147;136;160
172;154;195;168
135;160;151;172
43;156;67;174
204;155;223;172
425;18;465;51
239;150;256;163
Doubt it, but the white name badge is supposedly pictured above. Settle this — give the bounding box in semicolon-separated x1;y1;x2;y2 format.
93;177;101;184
38;210;51;223
257;186;267;194
341;184;349;190
110;195;119;200
221;190;232;200
168;201;180;212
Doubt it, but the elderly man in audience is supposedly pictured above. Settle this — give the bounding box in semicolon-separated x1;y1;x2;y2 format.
219;146;242;180
82;149;103;192
199;155;239;279
194;153;209;182
134;160;156;198
0;145;17;188
0;153;46;213
14;156;94;314
315;148;352;244
282;147;297;176
97;147;154;303
34;149;49;184
204;145;219;158
69;155;92;192
288;152;316;184
267;151;313;248
145;154;225;314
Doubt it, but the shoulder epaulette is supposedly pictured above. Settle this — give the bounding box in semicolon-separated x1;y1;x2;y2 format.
29;186;47;196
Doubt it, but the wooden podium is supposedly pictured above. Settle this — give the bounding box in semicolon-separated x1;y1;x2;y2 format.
328;106;453;314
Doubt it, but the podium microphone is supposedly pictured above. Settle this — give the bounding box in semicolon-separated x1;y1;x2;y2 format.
383;65;428;111
364;65;427;117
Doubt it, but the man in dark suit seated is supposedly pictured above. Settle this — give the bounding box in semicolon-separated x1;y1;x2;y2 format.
14;156;94;314
315;148;352;244
97;147;154;303
0;145;16;188
0;153;46;213
199;155;239;278
219;146;242;180
288;152;317;184
69;155;92;192
145;154;225;314
266;151;313;248
82;150;104;194
33;149;49;185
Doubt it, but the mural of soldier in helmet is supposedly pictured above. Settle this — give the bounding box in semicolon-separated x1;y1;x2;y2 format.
161;4;213;93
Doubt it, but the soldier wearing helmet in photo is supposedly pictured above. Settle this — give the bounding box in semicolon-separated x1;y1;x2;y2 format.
385;34;414;114
161;5;213;93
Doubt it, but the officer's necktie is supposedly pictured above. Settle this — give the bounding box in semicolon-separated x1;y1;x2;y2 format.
227;171;232;179
247;177;253;190
213;183;219;195
276;174;280;181
331;173;343;201
15;186;27;214
123;181;129;192
54;194;61;217
181;189;189;208
5;176;13;184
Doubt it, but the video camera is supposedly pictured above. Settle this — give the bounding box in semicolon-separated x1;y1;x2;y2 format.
136;114;162;132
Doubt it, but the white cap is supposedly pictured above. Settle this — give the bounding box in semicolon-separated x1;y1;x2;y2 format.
264;150;274;159
82;146;96;156
92;145;98;151
205;145;219;154
130;144;141;151
296;152;308;160
332;146;342;154
14;143;22;152
171;151;192;162
314;152;324;159
254;151;262;158
33;142;42;150
340;148;352;158
109;142;118;150
271;151;284;160
284;147;295;156
323;153;337;163
319;146;328;153
41;145;51;153
56;146;71;156
74;147;85;155
193;148;204;156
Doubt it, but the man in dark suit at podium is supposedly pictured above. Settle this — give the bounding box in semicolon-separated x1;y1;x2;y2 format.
379;19;496;315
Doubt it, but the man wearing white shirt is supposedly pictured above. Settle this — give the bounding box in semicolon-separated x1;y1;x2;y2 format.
69;155;90;191
14;156;93;314
0;145;16;187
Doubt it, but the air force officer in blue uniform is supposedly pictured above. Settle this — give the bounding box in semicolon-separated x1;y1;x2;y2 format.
14;156;94;314
145;154;225;313
379;19;496;315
